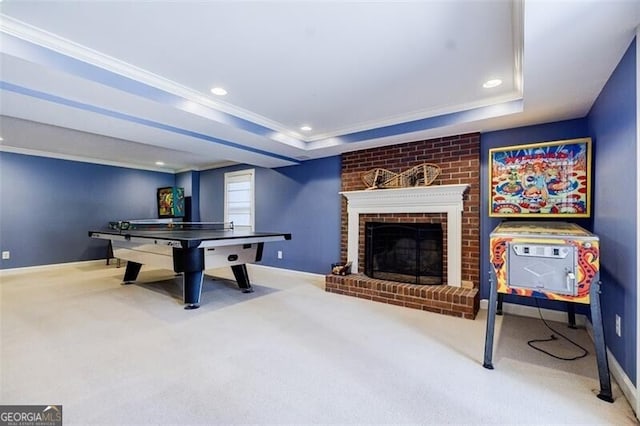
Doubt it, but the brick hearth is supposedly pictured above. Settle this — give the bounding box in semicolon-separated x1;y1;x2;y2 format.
326;274;479;319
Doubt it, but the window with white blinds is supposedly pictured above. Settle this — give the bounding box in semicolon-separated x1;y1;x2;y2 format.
224;169;255;231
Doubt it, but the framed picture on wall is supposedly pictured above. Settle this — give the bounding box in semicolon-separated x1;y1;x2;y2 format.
489;137;592;218
157;187;185;218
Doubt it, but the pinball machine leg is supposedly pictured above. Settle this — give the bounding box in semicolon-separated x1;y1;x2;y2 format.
483;268;499;369
567;302;577;329
589;274;613;403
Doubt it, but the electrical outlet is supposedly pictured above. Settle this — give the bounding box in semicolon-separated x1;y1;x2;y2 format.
1;251;9;260
277;250;283;259
615;314;622;337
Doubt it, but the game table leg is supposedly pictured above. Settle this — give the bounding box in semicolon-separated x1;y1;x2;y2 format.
171;247;205;310
231;264;254;293
183;270;204;310
123;261;142;283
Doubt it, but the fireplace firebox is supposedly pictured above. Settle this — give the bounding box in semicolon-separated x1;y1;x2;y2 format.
365;222;443;285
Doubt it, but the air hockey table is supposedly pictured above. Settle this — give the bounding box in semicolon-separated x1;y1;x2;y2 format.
89;221;291;309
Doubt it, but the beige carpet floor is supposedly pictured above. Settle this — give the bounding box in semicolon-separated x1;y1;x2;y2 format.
1;262;637;425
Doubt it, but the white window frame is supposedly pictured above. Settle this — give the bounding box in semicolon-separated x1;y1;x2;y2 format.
224;169;255;231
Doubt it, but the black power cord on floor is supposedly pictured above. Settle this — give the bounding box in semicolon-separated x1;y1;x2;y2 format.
527;299;589;361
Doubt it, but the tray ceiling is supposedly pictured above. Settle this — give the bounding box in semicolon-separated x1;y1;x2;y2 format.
1;1;638;171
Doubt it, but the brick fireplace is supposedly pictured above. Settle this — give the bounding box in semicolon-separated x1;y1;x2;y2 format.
325;133;481;319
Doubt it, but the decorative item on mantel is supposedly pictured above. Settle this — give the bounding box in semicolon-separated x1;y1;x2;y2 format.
331;261;352;276
361;163;441;189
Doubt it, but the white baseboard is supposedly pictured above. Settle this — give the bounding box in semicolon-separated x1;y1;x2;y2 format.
206;264;326;289
584;321;638;411
0;259;106;277
479;298;587;326
250;264;325;281
1;260;327;291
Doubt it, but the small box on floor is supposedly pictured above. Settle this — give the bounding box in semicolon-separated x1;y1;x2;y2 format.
331;261;352;276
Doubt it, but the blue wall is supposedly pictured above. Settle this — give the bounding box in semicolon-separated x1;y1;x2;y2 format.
176;170;201;221
199;156;342;274
176;171;192;196
0;152;175;269
191;171;200;222
588;38;637;384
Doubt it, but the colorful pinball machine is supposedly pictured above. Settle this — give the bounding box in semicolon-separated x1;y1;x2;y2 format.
483;221;613;402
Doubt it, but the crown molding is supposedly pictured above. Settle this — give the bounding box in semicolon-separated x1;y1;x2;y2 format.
1;5;525;148
0;14;306;149
305;92;524;144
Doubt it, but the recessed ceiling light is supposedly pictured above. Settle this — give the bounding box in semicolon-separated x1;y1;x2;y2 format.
483;79;502;89
210;87;227;96
155;161;165;166
300;125;312;132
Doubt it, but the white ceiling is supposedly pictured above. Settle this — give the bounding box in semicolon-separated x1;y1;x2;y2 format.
1;1;638;172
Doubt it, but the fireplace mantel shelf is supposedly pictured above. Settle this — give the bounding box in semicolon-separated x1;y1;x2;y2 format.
340;184;469;208
340;184;470;287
